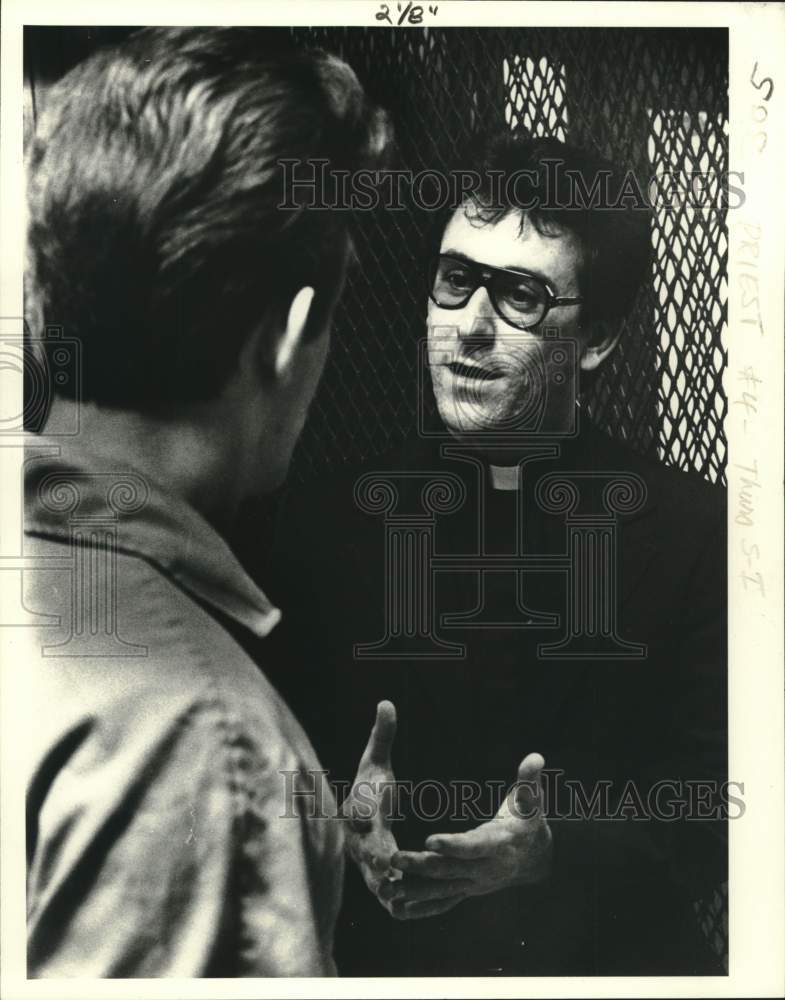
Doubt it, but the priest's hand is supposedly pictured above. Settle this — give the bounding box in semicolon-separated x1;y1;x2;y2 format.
342;701;404;914
385;753;552;920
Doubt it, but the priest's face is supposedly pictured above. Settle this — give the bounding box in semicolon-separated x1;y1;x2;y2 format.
427;205;588;439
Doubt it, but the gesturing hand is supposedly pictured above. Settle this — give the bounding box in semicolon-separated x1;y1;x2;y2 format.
386;752;552;921
342;701;403;914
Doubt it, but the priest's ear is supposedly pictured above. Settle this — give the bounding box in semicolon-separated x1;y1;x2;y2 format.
579;320;622;373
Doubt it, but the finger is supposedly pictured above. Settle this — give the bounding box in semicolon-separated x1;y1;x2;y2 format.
391;895;467;921
392;849;484;878
390;875;475;904
378;877;406;902
346;814;373;835
424;830;493;860
357;852;400;893
512;752;546;820
363;701;397;767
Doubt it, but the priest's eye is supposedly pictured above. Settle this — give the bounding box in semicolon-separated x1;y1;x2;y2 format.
508;289;538;307
445;270;472;290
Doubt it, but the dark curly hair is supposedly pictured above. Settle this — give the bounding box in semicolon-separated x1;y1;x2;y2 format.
432;132;652;331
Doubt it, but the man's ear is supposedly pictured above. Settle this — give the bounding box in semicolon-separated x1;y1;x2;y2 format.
274;286;316;379
579;322;622;373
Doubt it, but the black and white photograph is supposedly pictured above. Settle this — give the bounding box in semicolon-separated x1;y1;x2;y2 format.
1;2;783;996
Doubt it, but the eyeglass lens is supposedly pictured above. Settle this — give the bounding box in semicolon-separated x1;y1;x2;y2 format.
431;256;547;326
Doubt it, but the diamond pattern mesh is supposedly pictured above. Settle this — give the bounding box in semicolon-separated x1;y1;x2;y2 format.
695;882;730;972
288;27;728;491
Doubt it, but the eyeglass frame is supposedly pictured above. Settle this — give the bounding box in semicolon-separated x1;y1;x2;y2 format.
428;253;584;331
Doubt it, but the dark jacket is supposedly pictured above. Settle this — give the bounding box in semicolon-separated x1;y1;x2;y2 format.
260;421;728;976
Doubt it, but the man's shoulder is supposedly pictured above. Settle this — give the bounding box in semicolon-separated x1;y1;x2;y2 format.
581;425;726;530
22;534;303;769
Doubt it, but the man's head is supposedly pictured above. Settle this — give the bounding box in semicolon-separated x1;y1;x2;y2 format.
26;28;389;487
427;134;651;439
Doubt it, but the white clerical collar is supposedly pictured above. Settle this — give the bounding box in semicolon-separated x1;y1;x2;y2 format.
489;464;521;491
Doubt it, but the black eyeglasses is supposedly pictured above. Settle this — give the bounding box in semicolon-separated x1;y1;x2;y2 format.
428;254;583;331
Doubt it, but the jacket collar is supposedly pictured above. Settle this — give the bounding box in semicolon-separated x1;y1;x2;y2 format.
24;434;281;639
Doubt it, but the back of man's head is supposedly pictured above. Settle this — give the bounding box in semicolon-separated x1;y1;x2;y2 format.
26;28;389;409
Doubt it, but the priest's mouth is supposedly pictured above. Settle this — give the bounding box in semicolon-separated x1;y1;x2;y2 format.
446;361;505;381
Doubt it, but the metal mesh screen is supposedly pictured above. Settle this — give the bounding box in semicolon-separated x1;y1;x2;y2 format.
287;27;728;490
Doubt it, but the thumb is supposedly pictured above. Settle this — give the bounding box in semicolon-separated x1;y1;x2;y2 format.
511;752;545;821
363;700;397;768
